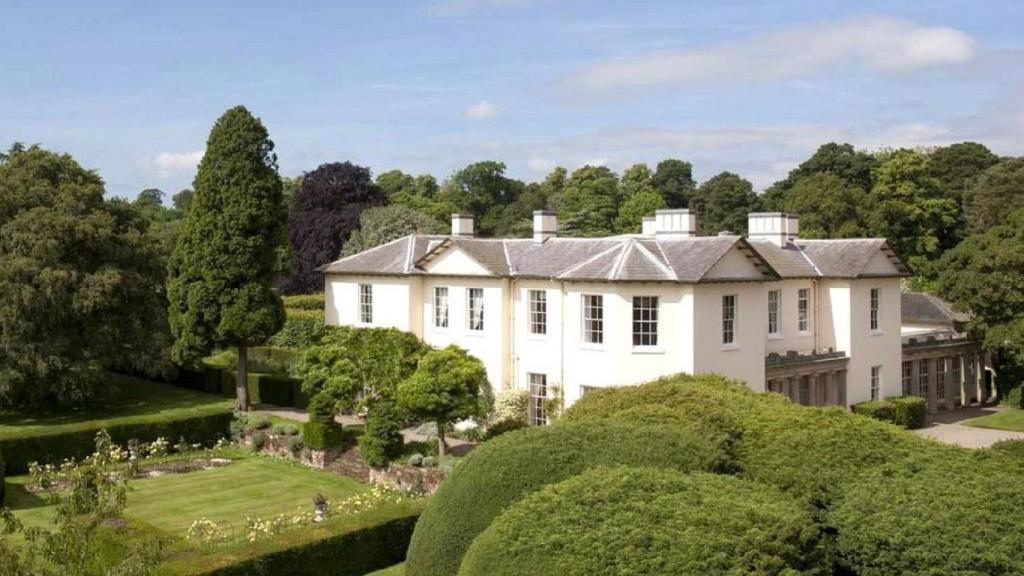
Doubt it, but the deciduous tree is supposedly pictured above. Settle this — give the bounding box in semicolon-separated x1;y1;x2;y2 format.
652;159;695;208
342;204;449;257
690;172;761;235
783;173;868;238
963;157;1024;235
762;142;876;210
284;162;384;294
397;346;487;458
167;106;286;411
559;165;618;237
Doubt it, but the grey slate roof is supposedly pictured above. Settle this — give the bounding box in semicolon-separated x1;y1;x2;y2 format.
322;232;909;282
902;292;970;326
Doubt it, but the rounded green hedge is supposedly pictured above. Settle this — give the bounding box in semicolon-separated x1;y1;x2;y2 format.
565;373;930;507
829;447;1024;575
404;419;732;576
459;467;827;576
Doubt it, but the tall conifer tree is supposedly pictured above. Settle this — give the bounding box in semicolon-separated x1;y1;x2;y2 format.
168;106;286;410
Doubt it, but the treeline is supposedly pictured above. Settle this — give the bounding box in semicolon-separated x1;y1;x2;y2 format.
2;105;1022;410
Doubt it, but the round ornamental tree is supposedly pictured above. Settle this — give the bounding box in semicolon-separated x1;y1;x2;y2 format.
397;346;487;458
459;468;827;576
167;106;286;411
0;145;170;407
284;162;383;294
403;420;731;576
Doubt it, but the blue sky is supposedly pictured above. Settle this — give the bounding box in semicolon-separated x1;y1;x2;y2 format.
2;0;1023;199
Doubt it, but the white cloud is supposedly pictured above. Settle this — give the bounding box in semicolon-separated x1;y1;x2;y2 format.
566;16;976;97
141;150;204;179
464;100;499;120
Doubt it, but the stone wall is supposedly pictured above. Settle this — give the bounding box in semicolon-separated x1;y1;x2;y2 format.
369;464;448;496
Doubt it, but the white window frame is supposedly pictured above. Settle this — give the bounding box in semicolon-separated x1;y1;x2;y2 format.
528;290;547;336
797;288;810;333
722;294;737;346
467;288;484;331
767;289;781;337
632;296;659;348
902;361;912;396
937;358;947;401
581;294;604;345
869;288;880;332
918;359;929;397
358;284;373;324
432;286;449;329
528;373;548;426
871;365;881;401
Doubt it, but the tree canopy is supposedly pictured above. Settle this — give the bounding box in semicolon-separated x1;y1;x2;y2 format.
690;171;761;235
284;162;384;294
652;158;695;208
558;165;619;237
341;204;449;257
963;157;1024;235
166;105;286;410
783;172;867;238
0;145;170;407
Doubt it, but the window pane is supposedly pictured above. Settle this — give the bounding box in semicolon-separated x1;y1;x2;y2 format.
722;294;736;344
528;373;547;426
359;284;373;324
767;290;780;335
798;288;809;332
529;290;547;335
582;294;603;344
433;287;449;328
632;296;659;347
468;288;484;331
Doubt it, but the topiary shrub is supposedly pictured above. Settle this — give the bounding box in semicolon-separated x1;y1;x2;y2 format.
303;393;345;450
281;294;326;311
851;399;895;422
359;402;404;468
404;419;732;576
829;447;1024;575
459;467;827;576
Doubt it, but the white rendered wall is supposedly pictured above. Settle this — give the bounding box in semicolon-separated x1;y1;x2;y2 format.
324;275;412;331
559;282;692;406
419;276;508;395
764;280;818;355
512;280;565;403
691;282;767;391
846;277;902;403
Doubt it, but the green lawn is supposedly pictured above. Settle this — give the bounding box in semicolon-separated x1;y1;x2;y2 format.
0;373;232;440
6;454;368;540
962;408;1024;432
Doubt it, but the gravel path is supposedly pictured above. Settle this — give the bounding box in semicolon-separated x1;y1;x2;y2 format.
913;406;1024;449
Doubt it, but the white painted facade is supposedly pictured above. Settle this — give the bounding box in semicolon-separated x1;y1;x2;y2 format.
323;211;908;414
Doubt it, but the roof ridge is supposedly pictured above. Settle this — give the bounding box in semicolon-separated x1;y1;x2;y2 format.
794;242;823;277
502;239;513;274
556;241;626;278
633;239;677;280
325;234;412;267
609;240;633;280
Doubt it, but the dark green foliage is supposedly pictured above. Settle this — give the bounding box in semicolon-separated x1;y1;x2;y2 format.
284;162;384;294
281;294;326;311
459;468;827;576
938;208;1024;365
783;172;868;238
167;106;286;409
158;501;423;576
990;438;1024;458
1002;385;1023;408
690;171;761;235
762;142;878;210
398;346;487;458
0;145;172;407
652;158;695;208
268;310;327;349
0;449;5;505
302;421;346;450
963;157;1024;235
482;418;525;439
0;409;231;474
829;448;1024;576
404;419;730;576
438;161;526;237
341;204;448;257
359;401;404;468
852;396;927;429
558;165;619;237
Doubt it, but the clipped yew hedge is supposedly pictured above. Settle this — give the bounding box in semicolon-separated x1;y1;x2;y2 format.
0;410;232;474
459;467;827;576
829;447;1024;575
158;501;423;576
404;419;731;576
0;449;5;505
851;396;927;429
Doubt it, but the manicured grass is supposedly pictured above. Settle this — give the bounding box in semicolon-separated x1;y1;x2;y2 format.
0;373;232;440
962;408;1024;432
364;563;405;576
6;454;368;540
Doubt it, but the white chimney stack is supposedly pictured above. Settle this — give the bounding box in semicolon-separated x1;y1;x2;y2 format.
654;209;697;238
533;210;557;243
641;216;656;236
748;212;799;247
452;213;474;237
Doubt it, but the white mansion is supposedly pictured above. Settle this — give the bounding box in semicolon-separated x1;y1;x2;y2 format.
322;209;992;422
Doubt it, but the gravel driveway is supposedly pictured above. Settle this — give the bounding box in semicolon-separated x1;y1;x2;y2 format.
913;406;1024;449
